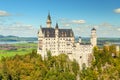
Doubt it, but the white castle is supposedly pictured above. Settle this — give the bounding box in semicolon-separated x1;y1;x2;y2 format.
37;13;97;69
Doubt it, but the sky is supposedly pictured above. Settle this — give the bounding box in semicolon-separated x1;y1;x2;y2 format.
0;0;120;37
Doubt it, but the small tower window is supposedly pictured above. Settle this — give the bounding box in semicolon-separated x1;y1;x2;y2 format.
62;32;64;37
70;32;73;37
65;32;67;37
80;56;82;58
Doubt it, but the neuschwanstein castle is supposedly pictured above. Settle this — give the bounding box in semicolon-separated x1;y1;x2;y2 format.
37;13;97;69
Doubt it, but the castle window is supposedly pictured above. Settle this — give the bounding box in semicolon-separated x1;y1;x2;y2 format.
62;32;64;37
80;56;82;58
65;32;67;37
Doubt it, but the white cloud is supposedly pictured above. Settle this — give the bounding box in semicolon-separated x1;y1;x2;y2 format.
0;10;10;16
0;22;37;37
72;20;86;24
114;8;120;14
95;22;120;37
70;22;120;37
99;22;112;27
0;10;36;37
63;23;70;27
117;28;120;31
59;18;120;37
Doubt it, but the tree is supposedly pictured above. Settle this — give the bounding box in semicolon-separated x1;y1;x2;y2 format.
47;50;52;60
71;59;79;75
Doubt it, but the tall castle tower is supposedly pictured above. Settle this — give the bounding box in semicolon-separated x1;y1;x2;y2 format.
55;23;59;55
90;28;97;47
46;13;52;28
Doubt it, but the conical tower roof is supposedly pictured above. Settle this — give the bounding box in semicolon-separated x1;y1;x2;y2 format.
91;27;96;31
47;12;51;21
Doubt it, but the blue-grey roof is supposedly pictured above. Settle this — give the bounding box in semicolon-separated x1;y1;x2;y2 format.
41;28;74;37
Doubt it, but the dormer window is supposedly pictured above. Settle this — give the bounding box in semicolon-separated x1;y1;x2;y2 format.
47;31;49;37
65;32;67;37
62;32;64;37
70;32;73;37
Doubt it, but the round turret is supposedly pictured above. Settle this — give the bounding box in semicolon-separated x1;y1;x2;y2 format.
79;36;82;43
91;28;97;47
91;28;96;31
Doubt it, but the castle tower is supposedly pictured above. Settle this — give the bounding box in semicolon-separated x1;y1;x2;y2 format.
90;28;97;47
46;13;52;28
79;36;82;43
38;25;43;50
37;25;45;59
55;23;59;55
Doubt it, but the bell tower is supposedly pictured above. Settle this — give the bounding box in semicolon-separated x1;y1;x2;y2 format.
46;12;52;28
90;28;97;47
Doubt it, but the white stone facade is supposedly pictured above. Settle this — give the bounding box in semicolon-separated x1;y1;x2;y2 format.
37;14;97;69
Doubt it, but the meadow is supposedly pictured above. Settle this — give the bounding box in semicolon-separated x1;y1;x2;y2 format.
0;43;37;59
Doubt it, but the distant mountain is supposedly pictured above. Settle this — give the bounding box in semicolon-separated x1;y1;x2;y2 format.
0;35;4;38
75;37;120;46
0;35;37;41
0;35;119;45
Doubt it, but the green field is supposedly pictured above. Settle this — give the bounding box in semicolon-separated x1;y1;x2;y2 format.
0;43;37;59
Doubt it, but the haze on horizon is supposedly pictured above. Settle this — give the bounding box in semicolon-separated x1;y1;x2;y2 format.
0;0;120;38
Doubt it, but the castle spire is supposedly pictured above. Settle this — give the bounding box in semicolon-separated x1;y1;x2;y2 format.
46;12;52;28
55;23;59;29
48;12;51;20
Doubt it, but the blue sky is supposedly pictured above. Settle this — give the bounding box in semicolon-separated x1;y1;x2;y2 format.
0;0;120;37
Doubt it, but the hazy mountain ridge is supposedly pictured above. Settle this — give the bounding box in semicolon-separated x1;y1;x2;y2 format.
75;37;120;43
75;37;120;47
0;35;37;41
0;35;119;44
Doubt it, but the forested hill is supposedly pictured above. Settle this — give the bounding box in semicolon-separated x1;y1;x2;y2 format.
0;35;37;41
0;45;120;80
0;50;79;80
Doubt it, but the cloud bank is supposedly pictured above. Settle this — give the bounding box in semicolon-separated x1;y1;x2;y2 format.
72;20;86;24
0;10;10;17
117;28;120;31
114;8;120;14
0;22;38;37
